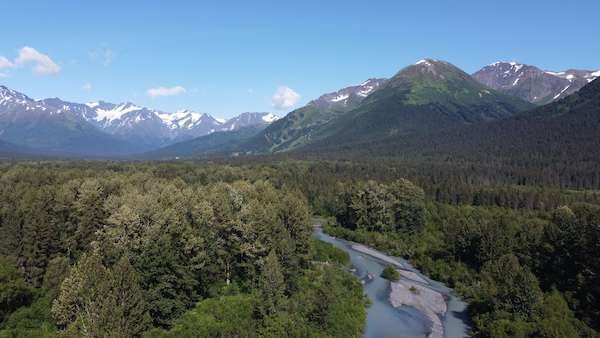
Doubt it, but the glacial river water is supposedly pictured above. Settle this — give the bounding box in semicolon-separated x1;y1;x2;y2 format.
314;227;470;338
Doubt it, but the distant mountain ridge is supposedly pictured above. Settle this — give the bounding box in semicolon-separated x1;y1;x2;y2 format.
311;59;533;147
2;58;597;159
248;58;533;155
245;78;388;152
312;78;387;111
473;61;599;104
0;85;277;155
141;125;267;159
339;77;600;164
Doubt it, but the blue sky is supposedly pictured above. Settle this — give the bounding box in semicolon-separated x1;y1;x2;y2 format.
0;0;598;118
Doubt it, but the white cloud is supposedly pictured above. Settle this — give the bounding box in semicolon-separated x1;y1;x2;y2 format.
89;46;114;66
82;82;92;91
272;86;300;110
15;46;61;75
0;56;13;69
146;86;186;97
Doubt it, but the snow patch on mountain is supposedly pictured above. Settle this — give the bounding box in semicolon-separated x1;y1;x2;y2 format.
158;110;208;129
554;85;571;100
474;62;598;104
94;103;143;122
262;113;278;123
315;78;387;109
331;94;349;102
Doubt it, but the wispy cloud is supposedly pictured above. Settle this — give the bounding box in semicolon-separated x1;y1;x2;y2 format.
0;56;12;77
0;56;13;69
82;82;92;91
89;46;114;66
146;85;186;97
15;46;61;75
272;86;300;110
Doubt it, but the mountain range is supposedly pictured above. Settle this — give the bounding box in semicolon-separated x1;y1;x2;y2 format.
0;85;277;156
330;76;600;164
473;61;599;105
0;59;598;159
242;59;534;155
244;78;388;152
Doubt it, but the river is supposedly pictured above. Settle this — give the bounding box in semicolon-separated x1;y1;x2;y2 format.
314;226;470;338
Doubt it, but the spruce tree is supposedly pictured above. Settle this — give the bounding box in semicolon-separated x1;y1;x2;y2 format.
258;250;286;317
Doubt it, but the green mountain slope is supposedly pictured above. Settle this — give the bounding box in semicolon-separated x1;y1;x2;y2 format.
246;79;386;152
309;78;600;164
310;59;533;148
141;126;265;159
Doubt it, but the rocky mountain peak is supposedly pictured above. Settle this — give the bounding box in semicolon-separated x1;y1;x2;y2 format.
473;61;599;104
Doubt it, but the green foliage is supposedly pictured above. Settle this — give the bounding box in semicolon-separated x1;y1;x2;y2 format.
2;160;599;337
0;288;56;337
148;263;366;338
52;254;150;337
144;294;257;338
311;240;350;266
1;162;362;336
380;266;400;282
336;179;425;233
257;250;286;317
0;256;32;323
533;291;594;338
329;195;600;336
476;254;543;318
539;203;600;330
289;265;366;337
42;256;70;294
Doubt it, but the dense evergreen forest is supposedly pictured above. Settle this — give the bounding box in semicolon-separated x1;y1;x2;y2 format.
1;160;599;337
0;161;367;337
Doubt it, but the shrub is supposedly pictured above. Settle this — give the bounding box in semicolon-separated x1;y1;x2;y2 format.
380;266;401;282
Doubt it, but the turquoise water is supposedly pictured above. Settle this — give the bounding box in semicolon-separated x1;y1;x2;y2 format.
314;227;470;338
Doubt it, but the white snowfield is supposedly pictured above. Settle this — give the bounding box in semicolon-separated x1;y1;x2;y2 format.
93;103;143;122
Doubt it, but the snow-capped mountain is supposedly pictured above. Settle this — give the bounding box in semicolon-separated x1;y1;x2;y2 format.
81;102;276;144
0;85;278;154
312;78;388;111
246;77;388;153
220;112;278;131
473;62;599;104
0;86;141;156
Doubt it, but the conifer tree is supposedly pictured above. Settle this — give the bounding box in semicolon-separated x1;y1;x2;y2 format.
258;250;286;317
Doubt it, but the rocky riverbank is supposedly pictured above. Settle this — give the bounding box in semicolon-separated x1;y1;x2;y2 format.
389;270;447;338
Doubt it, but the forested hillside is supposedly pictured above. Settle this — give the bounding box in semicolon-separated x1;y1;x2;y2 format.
311;59;532;147
140;126;266;159
346;77;600;164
